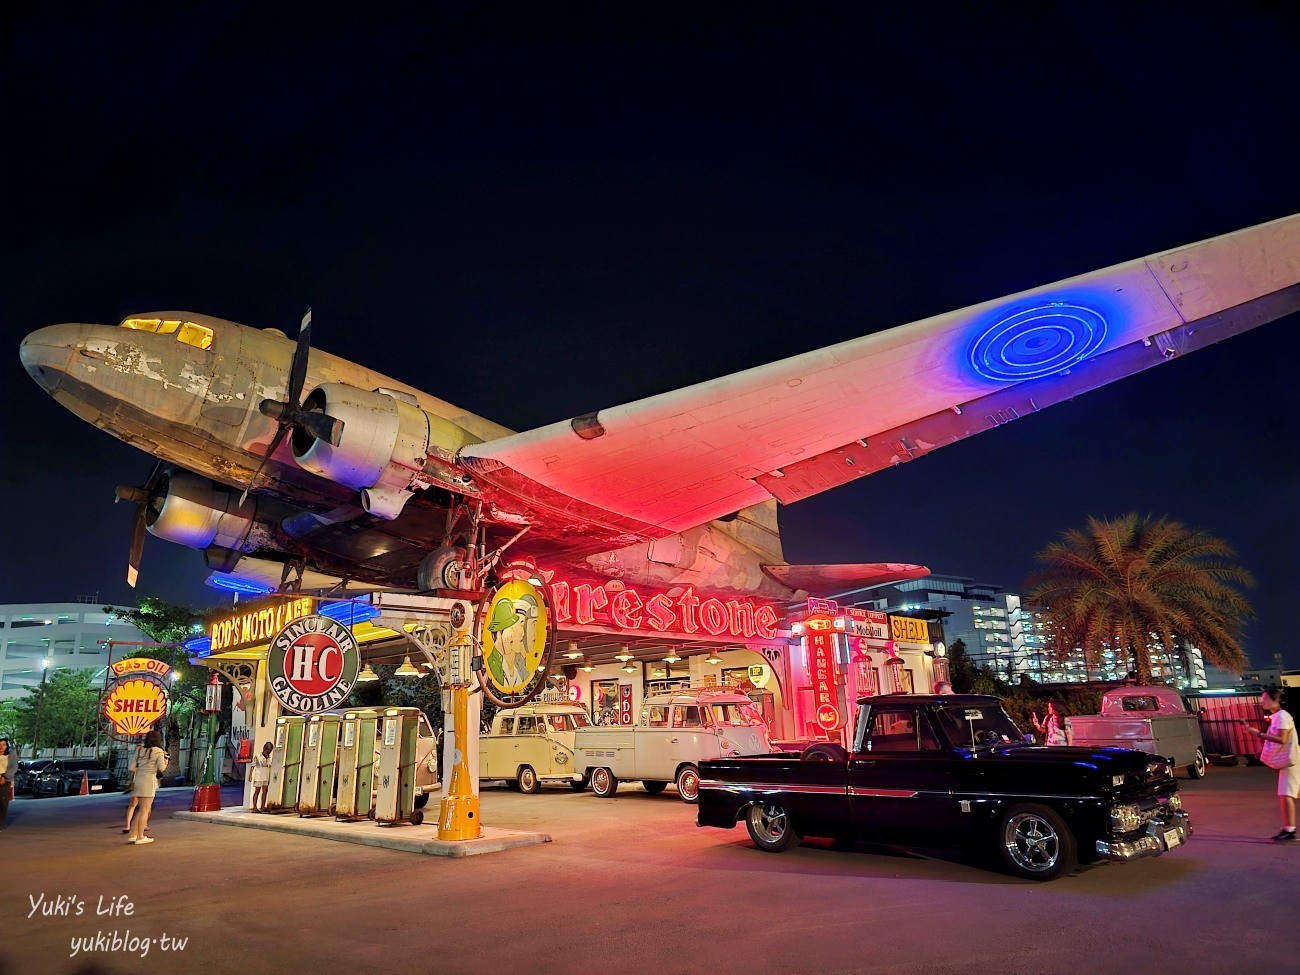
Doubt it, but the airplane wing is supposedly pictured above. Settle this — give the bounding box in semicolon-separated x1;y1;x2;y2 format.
461;214;1300;538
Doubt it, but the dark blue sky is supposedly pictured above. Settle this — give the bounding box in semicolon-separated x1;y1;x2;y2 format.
2;3;1298;669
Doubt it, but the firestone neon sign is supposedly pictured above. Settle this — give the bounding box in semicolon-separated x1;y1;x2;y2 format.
547;579;780;641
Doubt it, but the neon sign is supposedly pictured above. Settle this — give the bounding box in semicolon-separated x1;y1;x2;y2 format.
806;615;844;731
548;579;780;641
208;596;317;654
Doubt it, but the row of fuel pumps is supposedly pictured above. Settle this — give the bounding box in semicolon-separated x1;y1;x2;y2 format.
265;707;432;827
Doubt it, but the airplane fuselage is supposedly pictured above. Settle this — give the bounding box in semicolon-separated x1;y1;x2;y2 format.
19;313;800;599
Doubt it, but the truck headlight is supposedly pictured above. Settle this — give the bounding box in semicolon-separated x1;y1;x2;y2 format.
1109;803;1142;833
1166;793;1182;811
1111;774;1126;788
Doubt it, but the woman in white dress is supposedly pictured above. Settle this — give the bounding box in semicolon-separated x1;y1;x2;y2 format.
128;730;167;845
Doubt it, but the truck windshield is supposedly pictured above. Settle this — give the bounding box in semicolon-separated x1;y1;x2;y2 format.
934;705;1028;749
708;703;764;727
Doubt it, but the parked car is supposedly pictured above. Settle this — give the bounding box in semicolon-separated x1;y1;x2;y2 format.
13;758;54;795
480;701;591;793
574;688;771;802
31;759;118;797
1067;685;1208;779
697;693;1191;881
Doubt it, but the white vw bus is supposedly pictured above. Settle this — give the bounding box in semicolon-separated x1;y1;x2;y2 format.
573;688;771;802
479;701;591;793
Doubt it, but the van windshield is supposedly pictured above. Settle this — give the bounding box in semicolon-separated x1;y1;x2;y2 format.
708;702;764;727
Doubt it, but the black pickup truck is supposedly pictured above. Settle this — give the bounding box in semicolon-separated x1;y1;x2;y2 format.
697;693;1191;880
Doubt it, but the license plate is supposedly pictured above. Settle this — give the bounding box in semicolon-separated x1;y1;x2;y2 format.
90;785;103;791
1164;828;1181;848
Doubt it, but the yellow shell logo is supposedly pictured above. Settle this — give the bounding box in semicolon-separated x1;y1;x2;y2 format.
104;677;168;736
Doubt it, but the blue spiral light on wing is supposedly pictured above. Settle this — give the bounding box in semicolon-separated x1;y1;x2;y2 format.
968;303;1108;382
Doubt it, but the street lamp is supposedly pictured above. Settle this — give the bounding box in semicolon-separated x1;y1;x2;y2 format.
30;657;50;759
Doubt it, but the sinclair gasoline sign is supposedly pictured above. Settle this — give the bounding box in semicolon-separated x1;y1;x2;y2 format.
266;615;360;714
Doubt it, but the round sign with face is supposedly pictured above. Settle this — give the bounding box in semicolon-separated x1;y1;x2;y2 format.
479;579;552;706
267;615;360;714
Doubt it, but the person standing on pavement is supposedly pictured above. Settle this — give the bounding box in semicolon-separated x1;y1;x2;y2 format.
128;730;166;845
0;737;12;830
250;741;273;812
122;740;147;836
1244;686;1299;841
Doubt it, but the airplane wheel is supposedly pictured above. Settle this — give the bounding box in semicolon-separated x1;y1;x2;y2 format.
418;546;468;591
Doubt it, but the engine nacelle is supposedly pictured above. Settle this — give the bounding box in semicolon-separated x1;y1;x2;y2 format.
291;384;477;519
147;470;256;551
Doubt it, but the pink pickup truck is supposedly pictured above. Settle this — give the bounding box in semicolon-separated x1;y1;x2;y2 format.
1067;686;1207;780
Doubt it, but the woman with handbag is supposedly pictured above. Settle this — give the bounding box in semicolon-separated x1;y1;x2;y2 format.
128;730;166;845
122;740;147;836
1245;686;1299;841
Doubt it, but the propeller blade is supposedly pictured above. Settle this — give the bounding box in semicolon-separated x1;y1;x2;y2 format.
286;307;312;409
121;459;166;587
127;505;145;588
239;424;288;508
298;410;344;447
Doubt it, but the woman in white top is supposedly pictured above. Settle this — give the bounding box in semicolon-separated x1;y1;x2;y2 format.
122;741;147;835
128;730;167;845
1246;687;1299;841
251;741;273;812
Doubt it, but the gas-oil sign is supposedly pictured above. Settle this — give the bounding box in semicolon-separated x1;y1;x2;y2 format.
266;615;360;714
102;657;172;738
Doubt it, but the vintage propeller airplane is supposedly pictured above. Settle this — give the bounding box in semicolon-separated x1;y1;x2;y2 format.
19;214;1300;603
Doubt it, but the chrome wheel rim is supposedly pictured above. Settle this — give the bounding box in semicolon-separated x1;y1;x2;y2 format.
750;803;788;843
520;769;535;790
1005;812;1061;873
678;769;699;800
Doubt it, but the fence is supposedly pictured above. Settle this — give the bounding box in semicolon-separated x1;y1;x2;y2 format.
1186;692;1267;759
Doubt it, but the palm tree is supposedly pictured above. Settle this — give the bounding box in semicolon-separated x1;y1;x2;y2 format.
1027;514;1254;684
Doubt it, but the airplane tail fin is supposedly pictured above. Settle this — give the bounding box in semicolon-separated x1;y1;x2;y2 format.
715;499;784;564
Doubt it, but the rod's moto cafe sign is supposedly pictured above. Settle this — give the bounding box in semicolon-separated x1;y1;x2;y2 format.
206;596;317;654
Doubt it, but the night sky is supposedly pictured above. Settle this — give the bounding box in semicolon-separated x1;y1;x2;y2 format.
3;4;1298;669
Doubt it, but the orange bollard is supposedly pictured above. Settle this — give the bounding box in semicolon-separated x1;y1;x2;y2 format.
79;771;89;795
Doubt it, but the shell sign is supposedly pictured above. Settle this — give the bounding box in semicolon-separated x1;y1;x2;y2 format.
103;678;169;736
102;655;173;739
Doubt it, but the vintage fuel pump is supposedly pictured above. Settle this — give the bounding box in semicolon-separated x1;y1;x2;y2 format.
335;708;380;821
265;714;306;813
298;712;341;817
374;707;423;826
371;592;481;840
190;670;224;813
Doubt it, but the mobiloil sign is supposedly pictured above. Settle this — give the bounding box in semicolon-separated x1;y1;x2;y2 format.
266;614;361;714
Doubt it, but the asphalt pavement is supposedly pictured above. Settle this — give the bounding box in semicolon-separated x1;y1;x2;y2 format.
3;765;1297;975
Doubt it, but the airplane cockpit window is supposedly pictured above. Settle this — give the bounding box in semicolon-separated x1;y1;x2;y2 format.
118;317;214;351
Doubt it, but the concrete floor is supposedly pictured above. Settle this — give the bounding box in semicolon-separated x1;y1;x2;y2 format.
4;764;1297;975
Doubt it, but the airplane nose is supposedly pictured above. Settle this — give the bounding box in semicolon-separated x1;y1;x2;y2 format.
19;323;79;393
